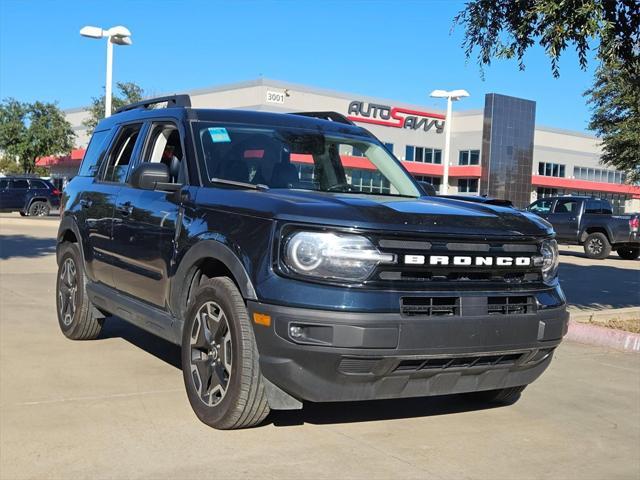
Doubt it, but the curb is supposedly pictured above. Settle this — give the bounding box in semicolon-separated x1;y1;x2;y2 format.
566;319;640;352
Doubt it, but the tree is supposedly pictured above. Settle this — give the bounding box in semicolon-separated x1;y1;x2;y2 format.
454;0;640;77
0;99;75;173
454;0;640;179
585;58;640;182
83;81;144;133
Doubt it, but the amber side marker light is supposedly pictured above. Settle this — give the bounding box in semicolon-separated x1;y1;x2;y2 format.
253;312;271;327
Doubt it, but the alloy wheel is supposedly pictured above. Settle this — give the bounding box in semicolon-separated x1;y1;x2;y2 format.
32;203;47;216
189;301;233;407
58;258;78;326
588;238;603;255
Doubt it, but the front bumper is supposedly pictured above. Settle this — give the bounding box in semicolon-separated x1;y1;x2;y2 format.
248;299;569;403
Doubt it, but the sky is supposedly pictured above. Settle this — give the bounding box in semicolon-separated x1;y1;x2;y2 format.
0;0;599;132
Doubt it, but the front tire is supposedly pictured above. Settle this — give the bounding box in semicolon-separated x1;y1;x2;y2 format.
56;242;104;340
617;246;640;260
28;201;50;217
583;232;611;259
181;277;269;429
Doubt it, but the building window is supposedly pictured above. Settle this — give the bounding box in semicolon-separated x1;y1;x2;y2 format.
536;187;558;198
414;175;441;193
384;143;394;154
351;146;365;157
538;162;565;177
457;178;479;193
459;149;480;165
346;168;391;194
405;145;414;161
573;166;625;184
404;145;442;164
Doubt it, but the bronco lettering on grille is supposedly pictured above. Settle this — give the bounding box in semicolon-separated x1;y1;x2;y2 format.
404;255;532;267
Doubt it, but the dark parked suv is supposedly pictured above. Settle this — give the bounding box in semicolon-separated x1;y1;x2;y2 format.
56;95;568;429
0;176;61;216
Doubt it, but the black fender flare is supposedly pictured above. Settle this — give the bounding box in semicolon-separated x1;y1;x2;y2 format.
579;226;612;244
170;239;258;320
56;215;85;264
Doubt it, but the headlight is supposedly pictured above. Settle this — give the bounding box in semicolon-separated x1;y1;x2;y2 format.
538;239;559;283
283;231;395;281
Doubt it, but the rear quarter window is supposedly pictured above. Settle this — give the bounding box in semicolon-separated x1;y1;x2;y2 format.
78;129;112;177
28;180;48;189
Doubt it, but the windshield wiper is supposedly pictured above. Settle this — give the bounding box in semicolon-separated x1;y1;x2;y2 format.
211;178;269;191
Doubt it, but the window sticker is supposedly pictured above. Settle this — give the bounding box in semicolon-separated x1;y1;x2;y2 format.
208;127;231;143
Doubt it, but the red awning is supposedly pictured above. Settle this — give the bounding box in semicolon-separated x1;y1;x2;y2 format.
36;148;85;167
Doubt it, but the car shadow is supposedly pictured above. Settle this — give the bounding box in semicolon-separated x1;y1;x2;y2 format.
0;234;56;260
559;262;640;310
98;316;182;370
268;394;504;427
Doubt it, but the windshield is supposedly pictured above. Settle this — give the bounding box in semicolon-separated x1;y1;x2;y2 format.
193;122;421;197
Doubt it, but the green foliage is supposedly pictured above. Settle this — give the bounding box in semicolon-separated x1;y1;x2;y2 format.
82;81;144;134
585;58;640;182
0;99;75;173
0;156;22;175
454;0;640;77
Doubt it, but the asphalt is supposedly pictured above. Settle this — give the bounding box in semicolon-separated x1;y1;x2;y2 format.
1;214;639;479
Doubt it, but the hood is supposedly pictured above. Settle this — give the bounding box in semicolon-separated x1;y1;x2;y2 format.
195;188;553;238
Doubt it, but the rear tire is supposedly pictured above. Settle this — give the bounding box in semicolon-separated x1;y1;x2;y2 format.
469;385;526;404
583;232;611;259
28;201;50;217
617;247;640;260
56;242;104;340
181;277;269;429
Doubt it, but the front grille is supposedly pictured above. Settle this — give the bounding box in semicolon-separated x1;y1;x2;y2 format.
394;352;524;373
338;348;556;376
488;296;537;315
372;236;542;288
401;296;460;316
400;295;536;316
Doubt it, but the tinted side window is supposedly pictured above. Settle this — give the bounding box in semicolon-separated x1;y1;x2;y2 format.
29;180;47;189
585;200;602;214
12;179;29;189
78;129;111;177
0;179;8;189
553;199;579;214
143;123;185;184
103;124;142;183
529;199;553;214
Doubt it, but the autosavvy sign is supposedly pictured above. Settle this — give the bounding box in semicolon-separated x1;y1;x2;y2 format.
347;100;445;133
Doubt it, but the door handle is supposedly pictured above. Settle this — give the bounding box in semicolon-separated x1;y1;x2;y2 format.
116;202;133;216
79;199;93;209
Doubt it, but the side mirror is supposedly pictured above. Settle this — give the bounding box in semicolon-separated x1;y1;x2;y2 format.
130;163;181;191
418;181;437;196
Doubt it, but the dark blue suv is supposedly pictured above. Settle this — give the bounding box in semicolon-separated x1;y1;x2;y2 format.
56;95;568;429
0;176;61;216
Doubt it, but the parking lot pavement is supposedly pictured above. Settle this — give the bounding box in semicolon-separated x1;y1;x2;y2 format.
558;245;640;311
1;214;639;479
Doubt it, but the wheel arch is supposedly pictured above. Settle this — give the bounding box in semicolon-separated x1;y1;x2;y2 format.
56;216;84;264
26;196;51;210
171;239;258;322
580;226;611;243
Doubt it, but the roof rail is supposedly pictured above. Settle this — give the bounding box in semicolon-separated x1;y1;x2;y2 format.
293;111;354;125
114;94;191;114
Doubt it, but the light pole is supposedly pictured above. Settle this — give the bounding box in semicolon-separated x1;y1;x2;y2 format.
80;25;132;118
429;89;470;194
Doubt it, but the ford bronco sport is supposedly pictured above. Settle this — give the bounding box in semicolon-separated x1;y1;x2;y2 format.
56;95;568;429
